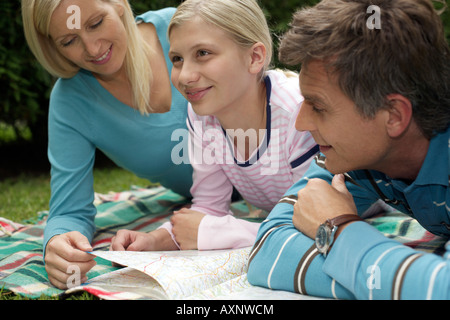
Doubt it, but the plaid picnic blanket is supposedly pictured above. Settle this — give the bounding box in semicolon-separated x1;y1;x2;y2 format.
0;186;447;299
0;186;191;298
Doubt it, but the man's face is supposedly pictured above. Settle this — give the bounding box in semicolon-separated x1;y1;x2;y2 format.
296;60;391;174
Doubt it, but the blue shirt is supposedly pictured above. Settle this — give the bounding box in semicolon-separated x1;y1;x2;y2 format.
44;8;193;251
247;126;450;299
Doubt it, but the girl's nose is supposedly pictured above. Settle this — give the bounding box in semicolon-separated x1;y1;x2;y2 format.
178;61;200;85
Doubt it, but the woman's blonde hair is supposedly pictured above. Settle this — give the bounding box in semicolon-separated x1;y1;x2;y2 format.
21;0;153;114
168;0;272;80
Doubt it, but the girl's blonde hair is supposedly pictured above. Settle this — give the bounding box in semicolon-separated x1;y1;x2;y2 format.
21;0;153;114
168;0;272;80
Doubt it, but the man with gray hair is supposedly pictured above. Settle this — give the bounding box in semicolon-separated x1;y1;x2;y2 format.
247;0;450;299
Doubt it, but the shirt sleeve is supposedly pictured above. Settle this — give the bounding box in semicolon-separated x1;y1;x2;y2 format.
187;110;234;218
247;159;450;299
44;80;97;255
197;215;260;250
246;162;356;299
325;222;450;299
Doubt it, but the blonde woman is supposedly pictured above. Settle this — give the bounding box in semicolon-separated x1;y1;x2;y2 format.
111;0;318;252
21;0;193;289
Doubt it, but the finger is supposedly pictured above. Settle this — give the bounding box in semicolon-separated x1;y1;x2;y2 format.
292;200;303;231
46;254;95;289
173;208;189;214
110;230;133;251
110;236;116;251
47;249;96;274
126;236;149;251
60;243;95;263
68;231;93;252
46;233;94;263
331;173;349;194
110;235;129;251
48;266;92;289
47;271;71;290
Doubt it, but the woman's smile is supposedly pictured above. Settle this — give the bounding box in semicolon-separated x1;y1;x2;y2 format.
91;45;113;65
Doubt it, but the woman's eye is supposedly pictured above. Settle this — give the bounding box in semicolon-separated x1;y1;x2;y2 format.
61;38;76;47
90;18;103;29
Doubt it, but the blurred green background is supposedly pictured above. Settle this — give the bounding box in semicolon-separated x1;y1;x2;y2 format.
0;0;449;178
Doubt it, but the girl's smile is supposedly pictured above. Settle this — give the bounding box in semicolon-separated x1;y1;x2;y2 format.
185;86;213;102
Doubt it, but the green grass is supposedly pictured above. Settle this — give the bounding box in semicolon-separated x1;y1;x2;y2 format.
0;166;152;222
0;165;153;300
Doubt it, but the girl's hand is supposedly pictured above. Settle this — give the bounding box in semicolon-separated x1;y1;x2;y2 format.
110;229;179;252
171;208;206;250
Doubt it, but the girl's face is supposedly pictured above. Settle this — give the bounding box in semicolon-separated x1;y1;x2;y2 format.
49;0;128;80
169;17;256;118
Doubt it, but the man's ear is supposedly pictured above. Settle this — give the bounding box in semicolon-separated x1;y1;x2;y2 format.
384;94;413;138
247;42;266;75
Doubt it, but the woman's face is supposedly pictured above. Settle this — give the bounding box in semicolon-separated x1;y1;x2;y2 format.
49;0;128;80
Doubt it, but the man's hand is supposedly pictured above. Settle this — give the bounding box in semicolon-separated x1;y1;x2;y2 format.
293;174;358;238
171;208;206;250
44;231;96;289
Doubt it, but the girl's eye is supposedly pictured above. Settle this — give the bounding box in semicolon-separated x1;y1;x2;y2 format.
171;55;183;64
197;50;210;57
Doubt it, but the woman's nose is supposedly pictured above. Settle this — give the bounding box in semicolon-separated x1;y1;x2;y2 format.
82;35;102;59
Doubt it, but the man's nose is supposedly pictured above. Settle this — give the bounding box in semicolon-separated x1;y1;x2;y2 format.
295;102;316;132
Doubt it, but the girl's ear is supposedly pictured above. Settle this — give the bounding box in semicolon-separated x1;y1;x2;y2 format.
248;42;266;75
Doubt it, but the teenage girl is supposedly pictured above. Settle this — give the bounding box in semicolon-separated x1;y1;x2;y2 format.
111;0;318;251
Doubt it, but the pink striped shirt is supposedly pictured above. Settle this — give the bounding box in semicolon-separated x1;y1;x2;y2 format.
163;70;318;249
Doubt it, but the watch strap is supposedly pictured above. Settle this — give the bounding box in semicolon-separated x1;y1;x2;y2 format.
327;214;362;227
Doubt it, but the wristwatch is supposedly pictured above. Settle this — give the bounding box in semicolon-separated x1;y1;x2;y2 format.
315;214;362;257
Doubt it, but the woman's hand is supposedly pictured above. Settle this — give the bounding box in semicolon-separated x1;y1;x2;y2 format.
44;231;96;289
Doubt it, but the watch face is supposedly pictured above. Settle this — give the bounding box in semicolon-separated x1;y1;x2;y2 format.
315;224;330;253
